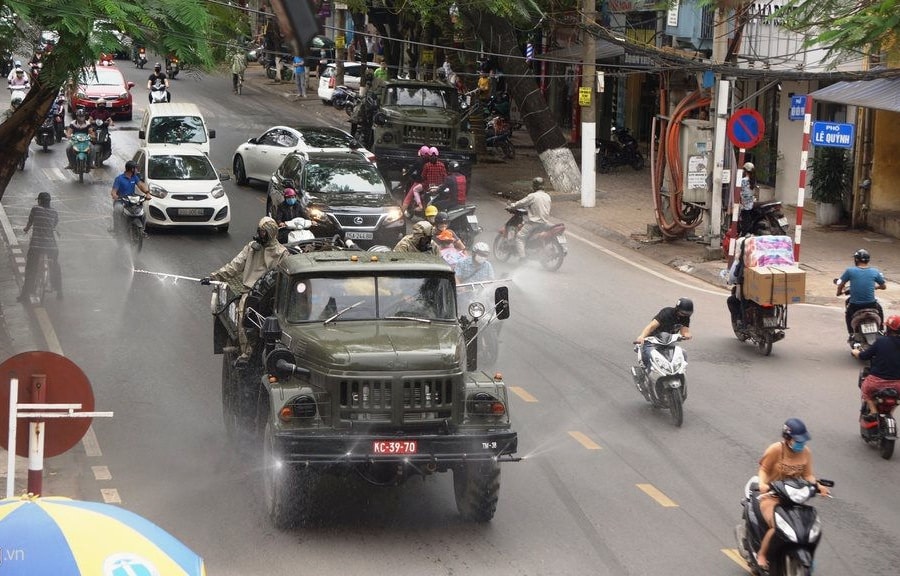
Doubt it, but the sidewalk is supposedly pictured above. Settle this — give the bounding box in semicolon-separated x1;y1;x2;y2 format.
245;59;899;309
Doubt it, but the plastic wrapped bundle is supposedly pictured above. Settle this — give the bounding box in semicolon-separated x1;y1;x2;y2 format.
743;235;795;268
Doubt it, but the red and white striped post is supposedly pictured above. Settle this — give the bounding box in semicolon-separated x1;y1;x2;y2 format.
794;96;813;262
27;374;47;496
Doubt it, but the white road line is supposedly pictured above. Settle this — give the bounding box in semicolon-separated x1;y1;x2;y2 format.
100;488;121;503
0;202;20;247
33;307;63;354
82;426;102;457
92;465;112;481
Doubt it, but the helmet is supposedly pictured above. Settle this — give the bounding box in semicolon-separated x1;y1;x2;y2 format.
37;192;51;205
75;108;86;119
532;177;544;191
675;297;694;316
154;62;162;70
743;162;755;172
96;98;106;105
424;205;438;218
14;67;24;74
434;211;449;225
13;60;21;67
886;315;900;333
10;92;24;107
283;187;297;198
853;248;870;263
472;241;490;256
418;145;430;157
412;220;433;238
125;160;137;172
428;146;439;156
782;418;810;442
449;161;460;172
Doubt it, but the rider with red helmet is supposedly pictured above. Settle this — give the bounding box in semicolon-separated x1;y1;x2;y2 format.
852;314;900;419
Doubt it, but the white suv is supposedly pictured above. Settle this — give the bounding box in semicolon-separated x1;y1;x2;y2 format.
317;62;379;104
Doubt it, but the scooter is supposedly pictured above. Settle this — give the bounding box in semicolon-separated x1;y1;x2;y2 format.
596;126;644;173
836;279;883;353
149;81;168;104
277;217;315;246
115;195;147;252
420;187;482;247
631;332;688;427
736;476;834;576
728;290;787;356
485;115;515;160
91;119;112;167
739;201;789;236
134;47;147;69
332;85;357;111
166;56;179;79
264;55;293;81
857;366;898;460
52;96;66;142
35;116;56;152
70;132;92;182
492;206;567;271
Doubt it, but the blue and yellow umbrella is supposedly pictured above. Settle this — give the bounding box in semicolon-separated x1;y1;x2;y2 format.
0;495;206;575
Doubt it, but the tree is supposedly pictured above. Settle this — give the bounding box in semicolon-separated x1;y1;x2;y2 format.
0;0;239;201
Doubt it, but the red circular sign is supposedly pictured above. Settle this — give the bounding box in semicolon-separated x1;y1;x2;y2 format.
727;108;766;149
0;351;94;457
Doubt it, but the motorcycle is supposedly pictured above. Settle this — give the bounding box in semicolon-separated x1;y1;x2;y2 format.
134;47;147;69
406;185;482;247
166;56;179;79
265;55;293;81
492;206;567;271
857;366;898;460
332;85;357;111
52;96;66;142
277;217;315;246
740;201;789;236
70;132;92;182
729;292;787;356
91;119;112;167
595;126;644;173
735;476;834;576
149;81;168;104
631;332;688;427
115;195;147;252
485;115;515;160
35;116;56;152
835;279;884;353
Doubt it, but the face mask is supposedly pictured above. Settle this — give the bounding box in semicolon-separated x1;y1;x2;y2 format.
254;229;269;244
417;238;431;251
285;198;297;206
473;255;483;264
790;440;806;453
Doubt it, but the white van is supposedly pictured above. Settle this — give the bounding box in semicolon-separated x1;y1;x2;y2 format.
138;103;216;153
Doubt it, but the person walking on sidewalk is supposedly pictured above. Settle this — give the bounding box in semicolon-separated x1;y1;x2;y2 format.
19;192;62;302
230;46;247;94
836;248;886;337
292;55;306;97
507;177;552;259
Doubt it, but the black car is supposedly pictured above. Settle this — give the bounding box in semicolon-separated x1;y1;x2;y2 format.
268;151;405;249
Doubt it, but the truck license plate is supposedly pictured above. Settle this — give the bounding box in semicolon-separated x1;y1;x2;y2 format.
178;208;205;216
345;231;374;240
372;440;417;454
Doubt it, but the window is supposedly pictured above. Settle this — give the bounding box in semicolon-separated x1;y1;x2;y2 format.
303;162;385;195
278;155;302;180
148;154;217;180
148;116;206;145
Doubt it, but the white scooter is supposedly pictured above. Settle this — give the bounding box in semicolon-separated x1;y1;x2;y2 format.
149;81;168;104
631;333;689;427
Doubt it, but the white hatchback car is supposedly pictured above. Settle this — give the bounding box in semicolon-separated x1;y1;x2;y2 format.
131;146;231;232
317;62;379;103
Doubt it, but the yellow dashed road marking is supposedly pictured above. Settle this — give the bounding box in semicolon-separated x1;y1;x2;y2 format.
722;549;751;572
568;431;602;450
509;386;538;403
636;483;679;507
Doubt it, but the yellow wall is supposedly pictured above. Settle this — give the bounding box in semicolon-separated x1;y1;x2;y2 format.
870;110;900;212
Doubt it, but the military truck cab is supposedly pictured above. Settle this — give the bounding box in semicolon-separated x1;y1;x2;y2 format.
211;244;516;528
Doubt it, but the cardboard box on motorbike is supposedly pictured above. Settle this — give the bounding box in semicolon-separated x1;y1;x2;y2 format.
733;235;807;305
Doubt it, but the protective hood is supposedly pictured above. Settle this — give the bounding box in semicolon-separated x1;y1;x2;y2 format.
258;216;280;247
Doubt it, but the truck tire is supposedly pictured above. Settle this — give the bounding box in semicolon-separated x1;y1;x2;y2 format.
222;345;263;452
263;420;317;528
453;460;501;522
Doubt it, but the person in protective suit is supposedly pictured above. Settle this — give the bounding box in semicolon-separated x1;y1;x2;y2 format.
393;220;438;254
204;217;286;366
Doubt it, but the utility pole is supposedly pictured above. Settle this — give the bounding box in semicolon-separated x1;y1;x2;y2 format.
580;0;597;207
708;7;731;252
335;3;347;87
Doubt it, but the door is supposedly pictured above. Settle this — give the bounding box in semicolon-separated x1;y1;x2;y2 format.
247;128;297;181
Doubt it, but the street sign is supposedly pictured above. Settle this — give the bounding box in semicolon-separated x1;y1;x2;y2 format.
789;96;807;121
578;87;592;107
726;108;766;149
1;351;94;458
812;121;855;148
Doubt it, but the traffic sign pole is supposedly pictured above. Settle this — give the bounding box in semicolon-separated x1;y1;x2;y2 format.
794;96;813;262
727;147;747;243
27;374;47;497
5;375;18;498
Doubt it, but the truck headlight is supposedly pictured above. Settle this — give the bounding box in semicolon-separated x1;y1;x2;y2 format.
466;392;505;415
279;395;317;421
382;132;393;143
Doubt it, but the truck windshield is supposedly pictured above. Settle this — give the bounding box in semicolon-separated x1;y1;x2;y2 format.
285;274;456;323
385;87;455;109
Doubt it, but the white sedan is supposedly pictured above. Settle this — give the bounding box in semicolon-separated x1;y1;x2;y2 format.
131;146;231;231
231;125;375;185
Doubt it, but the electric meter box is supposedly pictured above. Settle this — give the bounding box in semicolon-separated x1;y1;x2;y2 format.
680;119;713;203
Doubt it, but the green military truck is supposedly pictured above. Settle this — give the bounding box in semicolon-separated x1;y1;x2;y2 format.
367;78;476;176
211;240;516;527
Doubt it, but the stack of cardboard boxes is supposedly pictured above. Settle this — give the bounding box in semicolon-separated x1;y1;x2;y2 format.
738;236;807;306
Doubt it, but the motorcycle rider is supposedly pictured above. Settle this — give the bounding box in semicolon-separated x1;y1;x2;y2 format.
65;108;95;169
8;65;30;93
6;61;26;84
634;298;693;369
274;187;303;226
851;315;900;422
424;205;438;224
508;177;552;259
738;162;757;235
109;160;151;232
754;418;829;571
434;211;466;251
421;147;448;188
440;161;467;208
393;220;438;254
455;242;495;284
18;192;61;302
89;99;114;161
836;249;886;337
2;90;24;121
204;217;287;367
147;62;171;103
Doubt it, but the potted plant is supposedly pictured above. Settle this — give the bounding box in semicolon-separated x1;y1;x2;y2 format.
808;147;852;225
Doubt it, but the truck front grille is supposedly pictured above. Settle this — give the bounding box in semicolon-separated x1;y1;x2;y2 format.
338;376;455;424
402;126;452;148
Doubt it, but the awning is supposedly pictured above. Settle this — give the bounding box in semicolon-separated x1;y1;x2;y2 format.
537;41;625;64
810;77;900;113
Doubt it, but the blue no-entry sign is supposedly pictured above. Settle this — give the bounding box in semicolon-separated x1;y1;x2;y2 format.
789;96;807;121
812;122;855;148
727;108;766;149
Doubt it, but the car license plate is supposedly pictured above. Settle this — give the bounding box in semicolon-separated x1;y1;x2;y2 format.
178;208;206;216
372;440;417;455
345;231;373;240
466;214;479;224
777;217;788;228
105;101;114;108
861;322;879;334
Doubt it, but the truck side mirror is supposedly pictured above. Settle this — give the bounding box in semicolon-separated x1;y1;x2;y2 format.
209;129;216;139
494;286;510;319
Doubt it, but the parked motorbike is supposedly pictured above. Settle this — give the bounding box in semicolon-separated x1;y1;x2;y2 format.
739;201;789;236
857;366;898;460
166;56;179;79
115;195;147;252
485;115;515;160
35;116;56;152
631;332;688;426
91;119;112;167
836;278;884;353
70;132;92;182
595;126;644;173
492;206;567;271
332;85;358;111
729;293;787;356
735;476;834;576
265;56;293;81
149;81;168;104
134;47;147;69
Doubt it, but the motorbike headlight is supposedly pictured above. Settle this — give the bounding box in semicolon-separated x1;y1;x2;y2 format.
808;516;822;542
384;206;403;224
785;484;812;504
308;207;326;221
774;511;798;543
210;183;225;198
149;184;168;198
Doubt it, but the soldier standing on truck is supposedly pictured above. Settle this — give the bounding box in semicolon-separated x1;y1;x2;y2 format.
204;217;286;367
